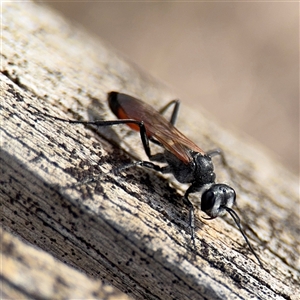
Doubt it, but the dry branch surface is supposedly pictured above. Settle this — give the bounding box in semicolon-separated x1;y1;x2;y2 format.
1;2;299;300
1;229;131;300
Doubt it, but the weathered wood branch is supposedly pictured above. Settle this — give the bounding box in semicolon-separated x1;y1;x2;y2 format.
1;2;299;300
1;229;131;300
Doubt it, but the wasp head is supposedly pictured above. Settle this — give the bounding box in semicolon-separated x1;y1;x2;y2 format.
201;184;236;218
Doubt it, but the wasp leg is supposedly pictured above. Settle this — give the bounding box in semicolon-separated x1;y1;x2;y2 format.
207;148;231;166
158;99;181;125
115;160;171;174
207;148;237;183
182;184;204;248
42;113;154;160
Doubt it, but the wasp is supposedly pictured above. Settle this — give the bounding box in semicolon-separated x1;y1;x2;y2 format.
44;91;262;266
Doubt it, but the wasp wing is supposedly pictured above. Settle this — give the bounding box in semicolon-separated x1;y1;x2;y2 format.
146;117;205;163
113;93;205;164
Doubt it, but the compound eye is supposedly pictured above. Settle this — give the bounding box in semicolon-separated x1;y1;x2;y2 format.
201;190;215;212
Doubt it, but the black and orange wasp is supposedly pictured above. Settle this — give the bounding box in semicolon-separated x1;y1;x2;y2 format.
43;91;262;266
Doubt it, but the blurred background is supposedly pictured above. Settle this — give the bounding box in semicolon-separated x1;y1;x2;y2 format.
46;2;298;175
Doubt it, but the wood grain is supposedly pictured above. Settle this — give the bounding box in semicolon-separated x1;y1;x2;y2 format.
1;2;299;300
1;229;131;300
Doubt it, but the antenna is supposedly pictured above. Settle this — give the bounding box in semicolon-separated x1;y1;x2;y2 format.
222;206;263;267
